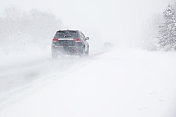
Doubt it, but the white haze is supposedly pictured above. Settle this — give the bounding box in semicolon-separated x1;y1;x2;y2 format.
0;0;176;117
0;0;170;47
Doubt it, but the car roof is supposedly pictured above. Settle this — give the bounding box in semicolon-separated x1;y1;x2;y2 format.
57;30;80;33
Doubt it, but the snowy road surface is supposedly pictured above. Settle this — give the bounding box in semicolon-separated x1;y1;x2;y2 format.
0;0;174;116
0;48;176;117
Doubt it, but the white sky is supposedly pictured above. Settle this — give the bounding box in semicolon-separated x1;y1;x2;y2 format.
0;0;170;46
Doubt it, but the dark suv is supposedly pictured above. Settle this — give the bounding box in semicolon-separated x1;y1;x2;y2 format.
51;30;89;58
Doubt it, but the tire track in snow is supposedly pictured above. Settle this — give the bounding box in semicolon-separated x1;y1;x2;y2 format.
0;49;109;109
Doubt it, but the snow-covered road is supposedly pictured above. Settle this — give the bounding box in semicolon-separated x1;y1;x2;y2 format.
0;49;105;107
0;48;176;117
0;0;175;116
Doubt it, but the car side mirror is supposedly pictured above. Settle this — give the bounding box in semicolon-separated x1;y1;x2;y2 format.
85;37;89;40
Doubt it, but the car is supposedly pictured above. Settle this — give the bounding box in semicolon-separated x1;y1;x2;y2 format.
51;30;89;58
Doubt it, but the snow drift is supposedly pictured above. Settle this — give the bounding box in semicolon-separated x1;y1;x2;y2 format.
0;49;176;117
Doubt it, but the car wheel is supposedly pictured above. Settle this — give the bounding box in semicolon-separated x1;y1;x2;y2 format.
85;46;89;55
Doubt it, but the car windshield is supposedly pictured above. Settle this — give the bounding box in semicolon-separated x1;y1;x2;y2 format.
55;31;79;38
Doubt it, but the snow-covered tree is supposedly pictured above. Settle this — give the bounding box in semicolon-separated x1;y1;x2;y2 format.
158;5;176;50
0;7;63;48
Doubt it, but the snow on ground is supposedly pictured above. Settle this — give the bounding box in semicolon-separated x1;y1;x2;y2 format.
0;48;176;117
0;0;176;117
